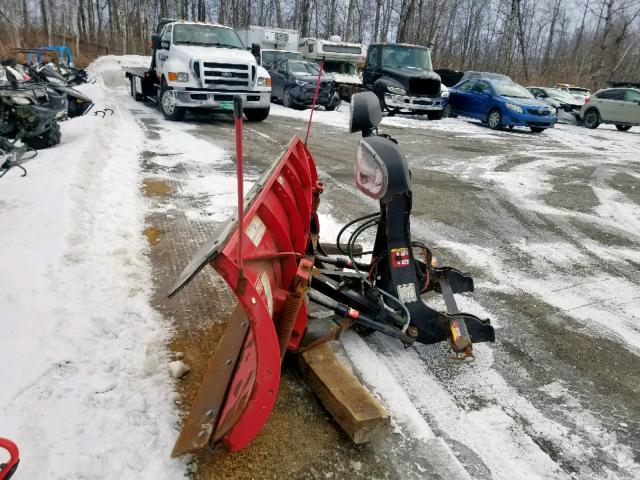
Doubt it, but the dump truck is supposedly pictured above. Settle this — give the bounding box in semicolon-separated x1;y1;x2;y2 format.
123;19;272;121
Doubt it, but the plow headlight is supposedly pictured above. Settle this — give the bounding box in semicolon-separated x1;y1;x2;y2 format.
355;139;388;199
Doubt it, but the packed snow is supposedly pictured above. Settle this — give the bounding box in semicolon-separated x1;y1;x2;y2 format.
2;54;639;480
1;56;187;479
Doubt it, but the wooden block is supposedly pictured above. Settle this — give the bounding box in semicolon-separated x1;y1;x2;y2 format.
298;342;390;444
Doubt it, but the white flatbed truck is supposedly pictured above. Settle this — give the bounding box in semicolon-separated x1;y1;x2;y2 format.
123;19;272;121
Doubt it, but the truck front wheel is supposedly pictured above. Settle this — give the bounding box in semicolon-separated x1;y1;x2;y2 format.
160;85;185;121
244;107;270;122
426;111;443;120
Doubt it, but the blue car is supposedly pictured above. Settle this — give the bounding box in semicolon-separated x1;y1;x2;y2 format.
446;77;557;133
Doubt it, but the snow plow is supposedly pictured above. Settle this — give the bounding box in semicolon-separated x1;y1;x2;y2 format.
168;92;495;456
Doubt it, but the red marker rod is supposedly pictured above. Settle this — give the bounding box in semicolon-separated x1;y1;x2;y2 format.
304;59;325;145
233;96;245;284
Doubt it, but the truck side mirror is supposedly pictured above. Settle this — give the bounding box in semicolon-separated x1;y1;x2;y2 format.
251;43;261;59
151;34;161;50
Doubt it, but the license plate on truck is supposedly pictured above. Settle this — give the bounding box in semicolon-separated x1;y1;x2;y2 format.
220;101;234;111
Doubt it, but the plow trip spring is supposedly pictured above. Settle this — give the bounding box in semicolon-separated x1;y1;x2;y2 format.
169;92;495;456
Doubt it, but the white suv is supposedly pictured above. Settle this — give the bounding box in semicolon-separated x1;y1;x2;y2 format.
581;88;640;131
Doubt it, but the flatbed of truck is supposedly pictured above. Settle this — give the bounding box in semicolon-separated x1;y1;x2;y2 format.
122;66;150;77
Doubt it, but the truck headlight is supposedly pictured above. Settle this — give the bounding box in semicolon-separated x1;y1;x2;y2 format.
168;72;189;82
387;86;405;96
549;107;557;114
295;79;309;87
505;103;523;114
441;88;449;98
257;77;272;87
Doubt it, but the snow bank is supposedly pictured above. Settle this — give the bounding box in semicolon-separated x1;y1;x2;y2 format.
0;56;185;478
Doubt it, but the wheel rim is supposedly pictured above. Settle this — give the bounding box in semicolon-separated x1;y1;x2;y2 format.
443;105;451;117
162;90;175;115
284;90;290;107
489;111;500;128
586;111;597;126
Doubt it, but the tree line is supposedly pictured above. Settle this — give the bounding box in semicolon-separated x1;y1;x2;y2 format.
1;0;639;88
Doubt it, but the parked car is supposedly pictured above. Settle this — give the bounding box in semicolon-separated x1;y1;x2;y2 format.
527;86;583;123
581;87;640;131
460;71;513;83
269;60;339;110
555;84;590;103
447;77;556;132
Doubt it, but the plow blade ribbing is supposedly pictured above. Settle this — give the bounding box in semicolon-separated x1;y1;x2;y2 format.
169;136;320;454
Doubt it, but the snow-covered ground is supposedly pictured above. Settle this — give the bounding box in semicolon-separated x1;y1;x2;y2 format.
1;56;187;479
3;55;639;479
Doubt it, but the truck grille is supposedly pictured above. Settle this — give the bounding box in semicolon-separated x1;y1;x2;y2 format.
202;62;253;90
409;77;440;96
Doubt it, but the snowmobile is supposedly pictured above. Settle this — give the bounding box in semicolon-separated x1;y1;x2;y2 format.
6;50;94;118
27;64;94;118
167;92;495;456
0;65;66;149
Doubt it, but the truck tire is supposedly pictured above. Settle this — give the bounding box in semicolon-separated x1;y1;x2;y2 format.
245;107;270;122
530;127;546;133
615;124;631;131
582;108;600;129
24;122;61;149
160;84;185;121
426;111;443;120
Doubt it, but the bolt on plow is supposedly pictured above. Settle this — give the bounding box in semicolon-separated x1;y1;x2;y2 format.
168;92;495;457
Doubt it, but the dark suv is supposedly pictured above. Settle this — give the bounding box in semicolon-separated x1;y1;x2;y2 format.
269;60;339;110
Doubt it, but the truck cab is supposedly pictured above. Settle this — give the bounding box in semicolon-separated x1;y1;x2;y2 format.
363;43;447;119
137;20;271;121
299;37;365;101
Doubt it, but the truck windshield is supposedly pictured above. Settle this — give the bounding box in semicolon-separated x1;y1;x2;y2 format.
173;24;245;49
380;46;432;71
323;61;357;75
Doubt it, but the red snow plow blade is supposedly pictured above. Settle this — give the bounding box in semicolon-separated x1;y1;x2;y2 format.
168;136;320;456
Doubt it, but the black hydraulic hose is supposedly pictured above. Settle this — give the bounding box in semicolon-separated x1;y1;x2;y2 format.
346;217;412;332
336;212;380;255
